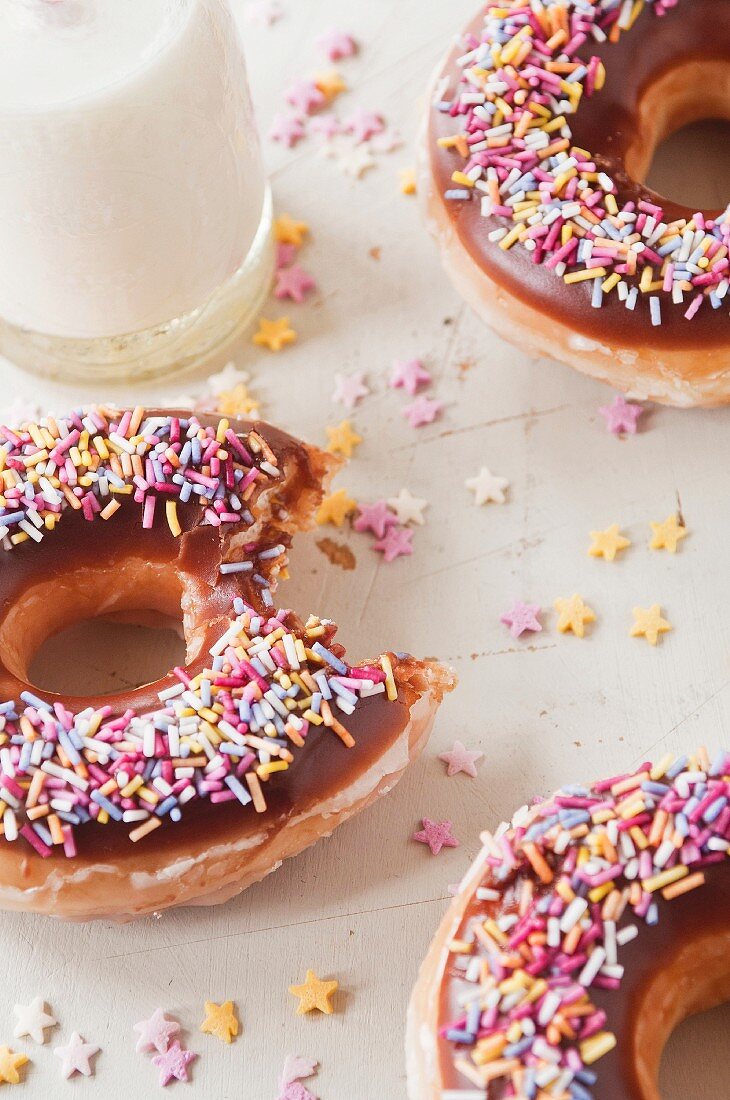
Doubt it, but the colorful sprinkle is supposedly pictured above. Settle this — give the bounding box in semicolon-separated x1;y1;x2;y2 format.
554;594;596;637
288;971;339;1016
316;28;356;62
372;525;414;563
274;264;317;304
403;395;444;428
588;524;631;561
151;1041;197;1087
630;604;672;646
0;1048;28;1086
500;600;542;638
274;215;309;247
252;317;297;351
438;740;484;779
325;419;363;458
389;358;432;395
649;514;687;553
413;818;460;856
332;372;370;410
353;500;398;539
200;1001;239;1045
599;395;644;436
399;168;417;195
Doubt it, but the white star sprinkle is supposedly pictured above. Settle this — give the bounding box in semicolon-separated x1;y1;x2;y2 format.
387;488;429;526
13;997;57;1045
53;1032;99;1079
338;146;376;179
206;361;251;397
465;467;509;506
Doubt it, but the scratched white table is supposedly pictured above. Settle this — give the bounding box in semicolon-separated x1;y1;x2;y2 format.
1;2;728;1097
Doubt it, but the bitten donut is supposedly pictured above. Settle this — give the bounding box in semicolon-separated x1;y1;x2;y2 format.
424;0;730;406
407;748;730;1099
0;407;452;921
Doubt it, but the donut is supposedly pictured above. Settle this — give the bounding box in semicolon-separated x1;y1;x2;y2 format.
407;748;730;1099
423;0;730;407
0;407;452;921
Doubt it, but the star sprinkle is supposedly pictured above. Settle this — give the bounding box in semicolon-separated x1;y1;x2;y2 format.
403;395;443;428
438;740;483;778
207;361;250;397
325;419;362;458
288;971;338;1016
200;1001;239;1045
500;601;543;638
285;79;326;115
389;357;431;395
13;997;57;1045
332;371;369;410
277;242;297;268
252;316;297;351
133;1009;181;1054
554;595;596;638
630;605;672;646
245;0;283;26
309;115;341;141
588;525;632;561
0;1048;27;1086
269;113;305;148
465;467;509;506
314;70;347;102
280;1055;318;1089
280;1084;317;1100
344;108;385;144
387;488;428;526
53;1032;99;1079
316;28;356;61
598;394;643;435
413;818;459;856
274;264;316;303
371;128;403;154
353;501;398;539
274;214;309;247
399;168;417;195
214;382;261;419
315;489;357;527
338;146;376;179
373;526;413;563
151;1042;197;1087
649;514;688;553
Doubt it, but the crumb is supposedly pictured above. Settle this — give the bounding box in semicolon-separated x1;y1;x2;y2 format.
316;538;357;570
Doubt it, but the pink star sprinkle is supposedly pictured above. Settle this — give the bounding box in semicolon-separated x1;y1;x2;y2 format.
372;525;413;563
274;264;316;303
269;113;305;148
389;358;431;395
438;740;484;779
598;394;644;435
353;501;398;539
500;601;543;638
370;128;403;154
280;1085;316;1100
403;395;443;429
133;1009;181;1055
151;1041;197;1087
332;371;369;410
309;115;341;140
276;243;297;269
316;28;357;61
344;107;385;144
412;818;459;856
285;79;326;116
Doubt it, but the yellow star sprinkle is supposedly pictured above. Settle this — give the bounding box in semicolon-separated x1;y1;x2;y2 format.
316;488;357;527
200;1000;239;1044
630;605;672;646
649;514;687;553
399;168;417;195
0;1047;28;1085
325;419;362;458
274;214;309;247
588;524;631;562
554;594;596;638
215;384;261;418
288;970;338;1016
314;69;347;101
252;317;297;352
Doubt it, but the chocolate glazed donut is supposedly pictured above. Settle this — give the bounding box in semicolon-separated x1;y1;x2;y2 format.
0;408;453;920
424;0;730;406
406;749;730;1100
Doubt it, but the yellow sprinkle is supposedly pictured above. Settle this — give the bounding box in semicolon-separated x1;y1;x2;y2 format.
580;1031;616;1065
564;267;607;285
380;653;397;701
642;865;688;893
166;500;181;537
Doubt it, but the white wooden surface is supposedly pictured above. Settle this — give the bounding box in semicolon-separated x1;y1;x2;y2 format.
1;2;728;1096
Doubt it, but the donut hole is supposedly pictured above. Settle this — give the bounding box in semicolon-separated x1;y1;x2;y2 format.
28;613;186;697
659;999;730;1098
0;558;194;698
625;59;730;208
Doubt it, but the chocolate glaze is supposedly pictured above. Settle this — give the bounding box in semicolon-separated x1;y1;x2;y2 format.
437;864;730;1098
429;0;730;349
0;413;420;864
